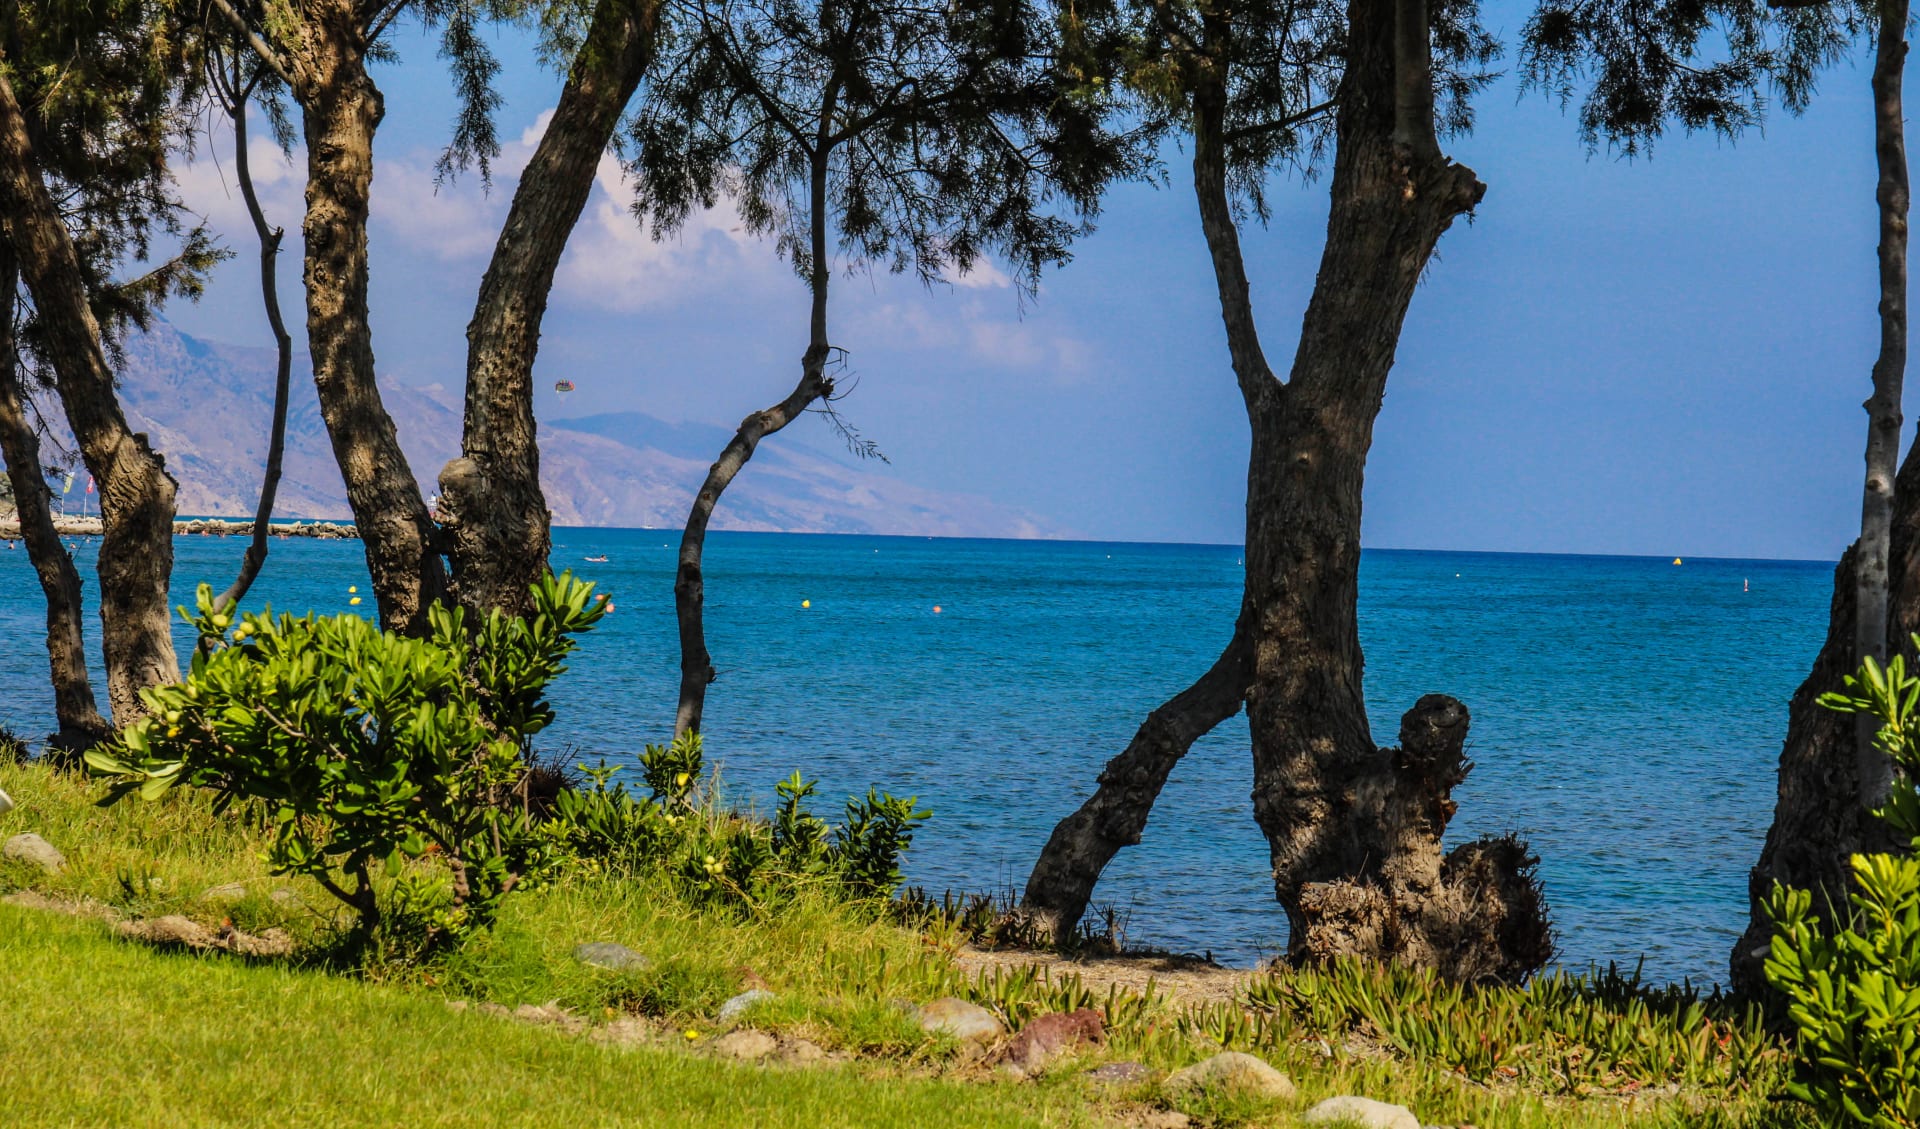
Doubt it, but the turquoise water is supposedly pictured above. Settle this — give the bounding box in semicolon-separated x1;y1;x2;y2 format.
0;529;1832;986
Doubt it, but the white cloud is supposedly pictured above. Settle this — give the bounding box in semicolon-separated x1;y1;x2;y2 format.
847;294;1096;383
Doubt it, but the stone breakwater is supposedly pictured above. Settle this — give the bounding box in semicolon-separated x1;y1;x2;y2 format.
0;516;358;540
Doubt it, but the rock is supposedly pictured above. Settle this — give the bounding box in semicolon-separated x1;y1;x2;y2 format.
998;1008;1105;1077
1162;1051;1295;1100
1085;1061;1153;1086
3;832;63;873
572;941;650;972
201;883;249;903
120;915;217;947
780;1037;827;1065
591;1017;653;1046
718;988;776;1022
916;997;1004;1043
712;1029;778;1061
1301;1096;1421;1129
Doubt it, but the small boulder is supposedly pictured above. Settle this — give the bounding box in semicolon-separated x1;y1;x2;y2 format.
712;1029;778;1061
1163;1051;1295;1100
916;997;1004;1043
1302;1096;1420;1129
998;1008;1105;1077
3;832;63;873
1085;1061;1153;1086
200;883;249;903
718;988;776;1022
572;941;650;972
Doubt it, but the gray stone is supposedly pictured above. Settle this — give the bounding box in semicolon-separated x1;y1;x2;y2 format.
915;997;1005;1043
3;832;63;873
1162;1051;1295;1099
1301;1096;1421;1129
572;941;650;972
712;1029;778;1061
1084;1061;1153;1085
718;988;775;1022
201;883;249;903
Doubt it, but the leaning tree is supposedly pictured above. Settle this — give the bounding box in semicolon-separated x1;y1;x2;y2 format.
0;0;223;737
629;0;1139;738
1020;0;1561;980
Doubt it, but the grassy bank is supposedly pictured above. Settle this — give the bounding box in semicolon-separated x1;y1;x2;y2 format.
0;760;1813;1128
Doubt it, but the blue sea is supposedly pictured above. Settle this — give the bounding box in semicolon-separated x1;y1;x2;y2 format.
0;529;1834;987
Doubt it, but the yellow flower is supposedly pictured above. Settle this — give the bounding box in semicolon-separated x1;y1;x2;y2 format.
675;772;690;788
684;1029;700;1041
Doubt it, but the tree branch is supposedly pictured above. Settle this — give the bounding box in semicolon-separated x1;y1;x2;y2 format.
205;0;302;91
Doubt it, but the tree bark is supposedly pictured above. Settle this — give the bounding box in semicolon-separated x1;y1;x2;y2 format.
214;94;293;613
0;245;109;751
1019;617;1253;941
294;0;445;634
1730;0;1913;997
674;127;839;737
1855;0;1910;809
0;68;178;726
441;0;661;620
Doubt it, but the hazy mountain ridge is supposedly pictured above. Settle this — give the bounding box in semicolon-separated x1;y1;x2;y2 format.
103;323;1059;538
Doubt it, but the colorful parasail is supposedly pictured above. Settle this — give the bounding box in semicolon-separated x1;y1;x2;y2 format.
554;380;576;393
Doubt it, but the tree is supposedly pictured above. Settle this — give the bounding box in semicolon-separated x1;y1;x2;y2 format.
0;0;222;733
439;0;665;621
1024;0;1556;979
1515;0;1901;995
198;24;297;614
630;0;1135;737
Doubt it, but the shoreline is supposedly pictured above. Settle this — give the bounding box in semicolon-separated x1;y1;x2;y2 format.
0;516;359;540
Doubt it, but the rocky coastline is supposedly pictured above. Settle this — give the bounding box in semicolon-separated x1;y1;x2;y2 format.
0;516;359;540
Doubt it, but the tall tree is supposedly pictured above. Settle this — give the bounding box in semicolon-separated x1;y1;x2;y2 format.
206;0;483;634
1025;0;1556;980
0;0;223;731
631;0;1134;737
1516;0;1876;995
439;0;665;620
200;29;297;613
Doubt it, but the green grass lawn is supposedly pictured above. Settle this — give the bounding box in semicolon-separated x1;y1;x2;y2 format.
0;906;1097;1129
0;761;1817;1129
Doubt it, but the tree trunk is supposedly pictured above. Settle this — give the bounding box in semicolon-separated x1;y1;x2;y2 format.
0;245;109;751
674;135;838;738
295;1;444;635
1018;617;1253;941
214;96;293;613
442;0;661;620
1856;0;1910;809
1730;0;1913;997
0;68;178;726
1235;0;1546;978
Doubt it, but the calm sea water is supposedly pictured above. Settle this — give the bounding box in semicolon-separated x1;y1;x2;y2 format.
0;529;1833;987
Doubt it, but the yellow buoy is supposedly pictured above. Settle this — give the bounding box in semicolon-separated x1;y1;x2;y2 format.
1673;558;1682;566
801;599;811;609
348;585;358;593
349;596;362;606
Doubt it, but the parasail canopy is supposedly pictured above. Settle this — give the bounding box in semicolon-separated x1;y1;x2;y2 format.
554;379;576;393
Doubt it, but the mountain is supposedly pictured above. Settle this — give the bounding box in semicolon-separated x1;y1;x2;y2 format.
101;322;1060;538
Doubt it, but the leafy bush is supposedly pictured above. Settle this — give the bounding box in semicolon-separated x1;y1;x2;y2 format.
1767;644;1920;1127
86;572;606;940
543;741;930;908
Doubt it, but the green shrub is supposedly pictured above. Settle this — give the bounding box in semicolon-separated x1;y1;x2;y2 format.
1767;644;1920;1127
85;572;606;941
542;746;929;908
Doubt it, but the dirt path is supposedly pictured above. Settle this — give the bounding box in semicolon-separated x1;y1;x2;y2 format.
951;945;1259;1008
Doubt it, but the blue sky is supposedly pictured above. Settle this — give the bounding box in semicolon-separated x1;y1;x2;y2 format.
163;4;1890;561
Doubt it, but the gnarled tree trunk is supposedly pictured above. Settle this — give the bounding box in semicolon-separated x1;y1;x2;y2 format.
0;69;178;726
1731;0;1913;996
296;1;444;634
0;245;109;751
442;0;661;620
1021;0;1549;980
